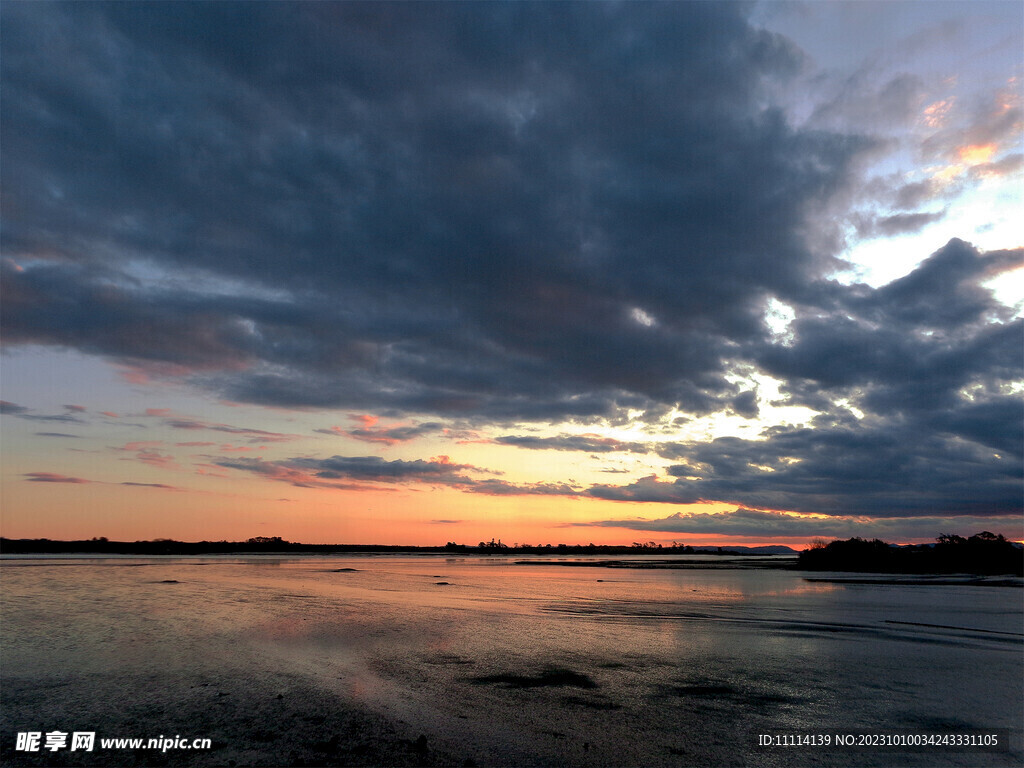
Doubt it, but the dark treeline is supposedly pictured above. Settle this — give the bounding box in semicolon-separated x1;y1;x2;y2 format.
452;539;684;555
0;536;436;555
798;532;1023;575
453;538;794;555
0;536;785;557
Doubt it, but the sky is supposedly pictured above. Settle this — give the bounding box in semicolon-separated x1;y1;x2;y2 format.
1;1;1021;548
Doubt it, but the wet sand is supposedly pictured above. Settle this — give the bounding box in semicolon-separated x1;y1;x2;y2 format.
4;650;1018;768
2;671;456;767
2;556;1021;767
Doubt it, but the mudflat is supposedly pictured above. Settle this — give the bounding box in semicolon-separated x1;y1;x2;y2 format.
2;556;1021;767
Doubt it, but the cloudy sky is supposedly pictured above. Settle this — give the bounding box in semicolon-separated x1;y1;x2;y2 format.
2;1;1021;547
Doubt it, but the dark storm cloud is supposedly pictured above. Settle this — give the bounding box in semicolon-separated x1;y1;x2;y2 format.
758;241;1022;412
849;240;1021;329
729;390;760;419
3;3;1020;524
1;1;867;421
927;398;1023;457
596;247;1024;520
0;401;29;415
0;259;330;373
591;413;1021;517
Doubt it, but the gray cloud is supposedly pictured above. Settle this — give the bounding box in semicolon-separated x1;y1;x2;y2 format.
218;454;489;489
577;507;1023;541
1;2;867;422
969;153;1024;180
0;399;87;424
892;179;942;210
316;422;445;445
20;413;86;424
163;418;298;443
467;479;580;497
215;453;586;498
492;434;651;454
592;409;1021;518
855;209;948;239
24;472;90;484
291;455;483;482
761;241;1019;377
810;72;926;133
1;4;1019;527
919;91;1023;165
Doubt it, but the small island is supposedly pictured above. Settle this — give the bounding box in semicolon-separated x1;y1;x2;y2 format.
797;531;1023;576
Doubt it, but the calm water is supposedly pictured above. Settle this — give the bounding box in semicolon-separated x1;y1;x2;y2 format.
2;555;1021;766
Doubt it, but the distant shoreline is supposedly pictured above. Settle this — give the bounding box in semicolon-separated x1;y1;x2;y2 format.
5;535;1021;578
0;537;795;557
511;557;795;570
804;575;1023;587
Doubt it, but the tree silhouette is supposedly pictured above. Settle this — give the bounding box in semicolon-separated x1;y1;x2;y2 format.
799;532;1022;575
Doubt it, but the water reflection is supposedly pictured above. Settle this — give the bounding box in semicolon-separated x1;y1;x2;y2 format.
2;554;1021;765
